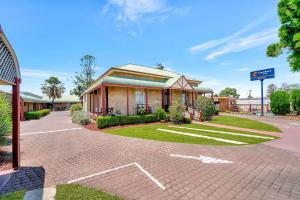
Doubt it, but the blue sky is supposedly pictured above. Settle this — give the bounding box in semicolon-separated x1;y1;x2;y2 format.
1;0;299;97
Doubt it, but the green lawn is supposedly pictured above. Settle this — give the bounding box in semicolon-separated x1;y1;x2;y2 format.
209;116;282;132
0;185;122;200
56;184;123;200
103;123;278;146
0;190;25;200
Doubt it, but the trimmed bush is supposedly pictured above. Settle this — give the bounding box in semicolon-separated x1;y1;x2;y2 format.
195;96;216;121
127;115;143;124
169;100;185;124
24;109;51;120
157;108;167;121
290;89;300;114
70;103;82;114
144;114;158;123
72;111;90;125
97;114;159;129
270;90;290;115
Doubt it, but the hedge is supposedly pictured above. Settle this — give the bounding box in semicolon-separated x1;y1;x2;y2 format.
24;109;51;120
97;114;159;129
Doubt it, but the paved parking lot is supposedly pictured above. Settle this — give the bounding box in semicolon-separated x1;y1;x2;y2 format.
1;111;300;200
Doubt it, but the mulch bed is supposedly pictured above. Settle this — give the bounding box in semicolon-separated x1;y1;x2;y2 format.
0;151;12;171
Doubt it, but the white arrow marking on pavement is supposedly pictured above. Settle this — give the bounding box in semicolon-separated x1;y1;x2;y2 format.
157;128;247;145
21;128;83;136
170;154;233;164
67;162;166;190
169;125;274;139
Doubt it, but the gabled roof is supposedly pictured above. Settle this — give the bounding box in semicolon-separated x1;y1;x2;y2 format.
83;64;212;95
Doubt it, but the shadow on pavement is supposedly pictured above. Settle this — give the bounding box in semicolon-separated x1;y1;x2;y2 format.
0;166;45;196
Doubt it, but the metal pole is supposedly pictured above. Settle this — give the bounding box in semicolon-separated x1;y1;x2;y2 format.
260;79;264;116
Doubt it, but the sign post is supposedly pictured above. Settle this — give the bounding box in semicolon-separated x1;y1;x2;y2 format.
250;68;275;116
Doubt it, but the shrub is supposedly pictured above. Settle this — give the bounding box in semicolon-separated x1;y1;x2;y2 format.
183;117;191;124
195;96;216;121
290;89;300;114
144;114;158;123
24;109;51;120
0;94;11;140
270;90;290;115
72;111;90;125
169;99;185;124
157;108;167;121
70;103;82;114
214;109;219;115
165;113;170;122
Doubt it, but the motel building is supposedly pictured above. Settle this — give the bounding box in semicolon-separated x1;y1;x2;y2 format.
82;64;213;116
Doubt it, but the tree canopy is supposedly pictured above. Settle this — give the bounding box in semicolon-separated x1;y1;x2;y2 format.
71;55;96;97
219;87;240;98
266;84;278;97
41;76;65;109
266;0;300;71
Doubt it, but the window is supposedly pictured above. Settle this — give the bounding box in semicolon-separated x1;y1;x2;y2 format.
136;90;146;105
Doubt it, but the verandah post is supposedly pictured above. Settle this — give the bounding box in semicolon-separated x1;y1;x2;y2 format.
12;78;20;169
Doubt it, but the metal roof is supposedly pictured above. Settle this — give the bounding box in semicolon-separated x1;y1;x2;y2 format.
83;64;212;94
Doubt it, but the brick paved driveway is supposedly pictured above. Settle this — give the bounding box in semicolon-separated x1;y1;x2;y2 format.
1;111;300;200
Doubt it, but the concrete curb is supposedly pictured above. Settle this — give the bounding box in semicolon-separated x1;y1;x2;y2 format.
24;187;56;200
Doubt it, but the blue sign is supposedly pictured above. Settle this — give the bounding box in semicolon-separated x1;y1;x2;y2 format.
250;68;275;81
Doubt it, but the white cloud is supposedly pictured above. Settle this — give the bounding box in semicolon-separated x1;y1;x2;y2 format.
21;68;73;81
235;67;252;71
104;0;166;22
102;0;190;24
188;13;273;53
205;28;278;60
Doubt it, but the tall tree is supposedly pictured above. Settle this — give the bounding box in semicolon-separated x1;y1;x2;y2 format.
280;83;300;92
266;0;300;71
266;84;277;97
219;87;240;98
41;77;65;110
71;55;96;97
247;90;253;99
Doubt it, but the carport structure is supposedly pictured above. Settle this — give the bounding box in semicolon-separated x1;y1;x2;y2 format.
0;26;21;168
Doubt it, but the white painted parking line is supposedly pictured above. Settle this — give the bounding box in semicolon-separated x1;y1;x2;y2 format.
169;125;274;139
67;162;166;190
21;128;83;136
171;154;233;164
157;128;247;145
289;122;300;126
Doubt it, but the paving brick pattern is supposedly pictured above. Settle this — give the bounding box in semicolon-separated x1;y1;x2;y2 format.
1;111;300;200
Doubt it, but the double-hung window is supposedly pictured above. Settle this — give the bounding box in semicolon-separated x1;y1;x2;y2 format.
135;90;146;105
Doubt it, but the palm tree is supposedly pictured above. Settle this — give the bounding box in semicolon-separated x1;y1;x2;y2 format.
41;77;65;110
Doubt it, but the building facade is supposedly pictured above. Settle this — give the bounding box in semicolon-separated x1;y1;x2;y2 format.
0;91;80;120
236;98;271;113
82;64;213;116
